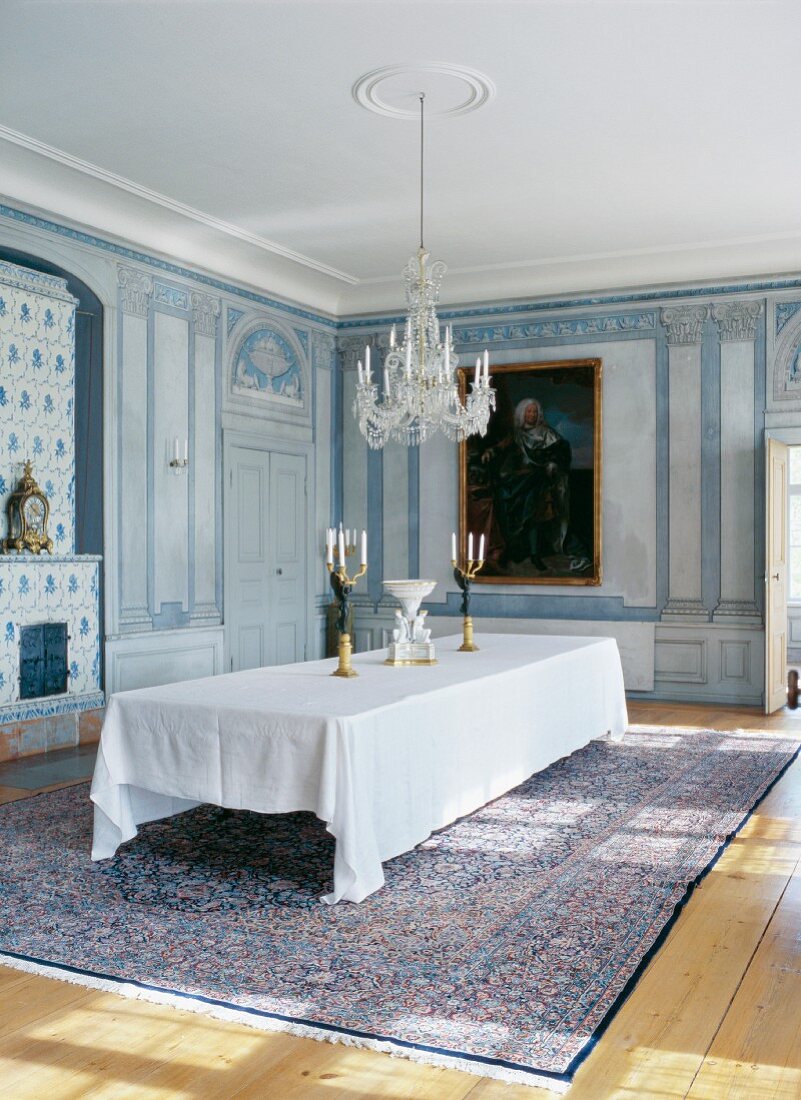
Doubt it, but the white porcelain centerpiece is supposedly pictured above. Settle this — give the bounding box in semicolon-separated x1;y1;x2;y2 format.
383;579;437;666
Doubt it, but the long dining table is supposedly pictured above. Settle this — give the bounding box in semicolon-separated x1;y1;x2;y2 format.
90;632;628;903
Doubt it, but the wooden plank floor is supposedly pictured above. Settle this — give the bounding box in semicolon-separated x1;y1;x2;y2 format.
1;701;800;1099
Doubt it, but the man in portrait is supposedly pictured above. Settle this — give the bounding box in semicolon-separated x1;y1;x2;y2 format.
462;361;599;582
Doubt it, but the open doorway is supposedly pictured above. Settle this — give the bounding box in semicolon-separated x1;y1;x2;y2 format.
786;446;801;708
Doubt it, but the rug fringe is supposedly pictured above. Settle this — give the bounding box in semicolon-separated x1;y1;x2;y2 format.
0;952;569;1092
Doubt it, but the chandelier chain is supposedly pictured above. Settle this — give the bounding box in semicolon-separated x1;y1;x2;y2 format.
419;93;425;251
352;87;494;448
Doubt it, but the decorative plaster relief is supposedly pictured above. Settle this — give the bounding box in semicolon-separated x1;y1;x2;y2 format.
660;306;709;345
775;301;801;335
454;313;656;344
117;265;154;317
311;331;335;372
711;301;761;342
226;307;244;337
191;291;221;338
772;307;801;404
339;334;375;370
231;321;304;407
154;282;189;311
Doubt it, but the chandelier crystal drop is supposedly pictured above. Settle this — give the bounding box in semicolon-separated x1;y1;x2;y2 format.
353;94;495;449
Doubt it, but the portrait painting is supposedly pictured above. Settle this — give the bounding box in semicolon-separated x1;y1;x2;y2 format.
458;358;602;585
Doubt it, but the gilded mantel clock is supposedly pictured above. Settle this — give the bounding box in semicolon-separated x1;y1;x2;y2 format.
2;461;54;554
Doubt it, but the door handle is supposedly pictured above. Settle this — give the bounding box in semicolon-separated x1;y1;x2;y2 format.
276;568;283;576
772;572;780;581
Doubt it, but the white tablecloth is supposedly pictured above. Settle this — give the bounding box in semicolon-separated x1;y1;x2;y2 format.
91;633;628;903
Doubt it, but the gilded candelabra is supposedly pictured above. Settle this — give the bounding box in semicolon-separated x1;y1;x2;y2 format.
326;527;367;678
452;548;485;652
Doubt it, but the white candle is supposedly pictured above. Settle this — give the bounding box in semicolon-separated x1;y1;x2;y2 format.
338;529;345;564
384;367;390;396
405;341;412;377
173;437;179;462
183;438;188;462
468;532;474;562
483;349;489;384
361;529;367;565
390;325;396;348
444;339;450;375
451;532;457;561
365;345;371;377
326;529;334;565
478;533;485;562
357;359;363;385
474;357;480;386
346;528;351;547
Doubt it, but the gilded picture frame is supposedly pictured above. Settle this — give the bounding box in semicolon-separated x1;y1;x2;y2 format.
458;358;602;586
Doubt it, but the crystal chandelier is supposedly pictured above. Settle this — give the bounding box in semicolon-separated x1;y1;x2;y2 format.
354;94;495;449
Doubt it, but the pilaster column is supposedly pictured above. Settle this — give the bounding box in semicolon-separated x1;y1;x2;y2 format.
190;292;221;623
661;306;709;620
712;301;762;622
117;264;154;630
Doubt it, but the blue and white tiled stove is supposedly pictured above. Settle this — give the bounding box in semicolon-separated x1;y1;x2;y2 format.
0;260;102;728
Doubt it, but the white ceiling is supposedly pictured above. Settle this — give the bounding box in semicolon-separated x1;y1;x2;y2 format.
2;0;801;316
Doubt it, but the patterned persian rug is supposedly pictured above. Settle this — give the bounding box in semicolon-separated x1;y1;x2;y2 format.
1;726;798;1091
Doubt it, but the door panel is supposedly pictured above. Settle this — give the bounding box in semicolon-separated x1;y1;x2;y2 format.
239;625;264;670
237;464;265;561
275;622;298;666
227;445;307;672
268;453;307;665
228;449;270;671
765;439;788;713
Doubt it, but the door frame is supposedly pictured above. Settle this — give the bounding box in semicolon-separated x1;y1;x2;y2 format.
764;427;801;709
222;428;315;673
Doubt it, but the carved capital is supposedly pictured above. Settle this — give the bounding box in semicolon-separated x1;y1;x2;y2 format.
311;330;336;371
338;334;369;371
712;301;761;342
661;306;709;346
190;291;220;337
117;265;153;318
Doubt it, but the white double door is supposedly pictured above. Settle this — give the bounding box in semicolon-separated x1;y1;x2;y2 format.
226;444;308;672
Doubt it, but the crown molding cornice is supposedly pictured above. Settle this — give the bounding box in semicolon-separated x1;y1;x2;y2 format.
3;128;801;321
0;123;358;287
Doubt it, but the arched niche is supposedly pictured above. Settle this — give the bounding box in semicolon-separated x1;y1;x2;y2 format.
0;245;103;557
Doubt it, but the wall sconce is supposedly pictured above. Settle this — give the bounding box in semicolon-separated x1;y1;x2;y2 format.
169;437;189;474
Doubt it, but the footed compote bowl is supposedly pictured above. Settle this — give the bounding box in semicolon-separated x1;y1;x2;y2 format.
383;579;437;665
